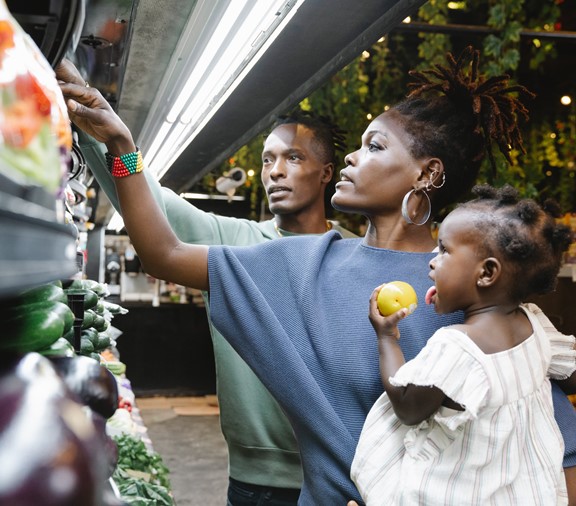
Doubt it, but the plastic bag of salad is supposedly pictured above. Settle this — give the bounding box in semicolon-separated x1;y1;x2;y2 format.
0;0;72;194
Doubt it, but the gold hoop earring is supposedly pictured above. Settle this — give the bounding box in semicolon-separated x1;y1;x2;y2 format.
401;189;431;226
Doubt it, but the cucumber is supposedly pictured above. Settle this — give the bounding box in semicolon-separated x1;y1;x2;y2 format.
54;301;75;335
80;337;95;354
92;314;108;332
38;337;76;358
64;288;99;310
19;284;68;305
81;279;107;297
93;300;105;315
101;300;128;315
94;332;111;351
1;302;66;353
82;310;96;329
81;328;100;346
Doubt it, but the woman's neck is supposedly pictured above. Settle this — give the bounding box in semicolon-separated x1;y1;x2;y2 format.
363;219;437;252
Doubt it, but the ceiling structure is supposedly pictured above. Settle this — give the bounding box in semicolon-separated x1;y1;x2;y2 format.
74;0;425;197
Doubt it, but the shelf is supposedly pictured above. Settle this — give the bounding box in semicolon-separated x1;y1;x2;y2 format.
0;183;77;297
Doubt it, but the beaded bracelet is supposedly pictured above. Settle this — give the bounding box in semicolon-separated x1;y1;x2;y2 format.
105;149;144;178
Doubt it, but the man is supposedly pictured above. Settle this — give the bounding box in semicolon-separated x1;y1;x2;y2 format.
56;59;356;505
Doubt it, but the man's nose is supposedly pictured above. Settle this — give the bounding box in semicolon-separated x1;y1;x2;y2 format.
269;160;286;178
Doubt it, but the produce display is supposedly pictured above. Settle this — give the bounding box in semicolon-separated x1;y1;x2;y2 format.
0;276;175;505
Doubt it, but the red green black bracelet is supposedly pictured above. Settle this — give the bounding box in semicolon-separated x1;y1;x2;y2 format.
105;149;144;178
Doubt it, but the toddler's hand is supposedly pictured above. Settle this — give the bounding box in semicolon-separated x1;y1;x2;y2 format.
368;285;407;341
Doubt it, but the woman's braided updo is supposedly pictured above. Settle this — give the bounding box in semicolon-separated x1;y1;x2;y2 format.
458;184;572;301
391;46;535;214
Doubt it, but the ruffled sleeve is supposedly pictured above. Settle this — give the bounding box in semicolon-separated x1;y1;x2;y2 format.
389;328;489;431
523;303;576;380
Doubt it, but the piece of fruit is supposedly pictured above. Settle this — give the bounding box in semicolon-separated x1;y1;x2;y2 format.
377;281;418;316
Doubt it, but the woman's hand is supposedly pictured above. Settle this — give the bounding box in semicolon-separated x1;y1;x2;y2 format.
56;61;135;154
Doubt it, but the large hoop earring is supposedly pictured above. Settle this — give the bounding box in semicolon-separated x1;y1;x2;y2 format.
401;189;431;226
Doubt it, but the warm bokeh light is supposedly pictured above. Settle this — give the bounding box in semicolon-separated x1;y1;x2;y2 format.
247;169;255;177
366;113;373;120
402;16;411;23
561;95;572;106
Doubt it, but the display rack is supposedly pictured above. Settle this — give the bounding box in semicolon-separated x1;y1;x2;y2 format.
0;173;77;297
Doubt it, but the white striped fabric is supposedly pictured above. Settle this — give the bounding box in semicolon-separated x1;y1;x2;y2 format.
351;303;576;505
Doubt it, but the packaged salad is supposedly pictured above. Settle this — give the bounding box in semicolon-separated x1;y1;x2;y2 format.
0;0;72;194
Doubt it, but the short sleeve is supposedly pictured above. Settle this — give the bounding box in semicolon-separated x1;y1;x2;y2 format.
389;329;489;431
523;303;576;380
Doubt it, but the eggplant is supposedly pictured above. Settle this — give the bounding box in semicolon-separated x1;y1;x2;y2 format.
0;352;109;505
50;355;119;419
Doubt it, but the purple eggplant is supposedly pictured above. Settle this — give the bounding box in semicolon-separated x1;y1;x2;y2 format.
50;355;119;419
0;353;109;505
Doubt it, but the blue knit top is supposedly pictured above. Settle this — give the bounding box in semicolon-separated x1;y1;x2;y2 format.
208;231;576;504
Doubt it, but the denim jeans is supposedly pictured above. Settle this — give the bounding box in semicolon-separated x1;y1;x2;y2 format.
227;477;300;506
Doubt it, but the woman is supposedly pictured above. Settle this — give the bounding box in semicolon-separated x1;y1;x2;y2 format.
58;47;576;504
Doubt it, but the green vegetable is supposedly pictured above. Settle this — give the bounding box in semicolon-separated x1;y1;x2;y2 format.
94;332;111;351
82;309;96;329
81;328;99;346
112;434;172;490
102;300;129;315
19;283;68;305
80;337;94;354
81;279;108;297
0;301;71;353
93;300;105;315
38;337;76;358
63;288;99;310
92;314;108;332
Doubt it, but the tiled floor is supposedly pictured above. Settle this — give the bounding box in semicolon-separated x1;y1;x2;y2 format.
137;395;229;506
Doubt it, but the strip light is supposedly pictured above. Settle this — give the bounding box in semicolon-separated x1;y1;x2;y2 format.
137;0;307;180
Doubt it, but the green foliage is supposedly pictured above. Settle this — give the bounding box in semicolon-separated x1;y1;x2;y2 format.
113;434;172;489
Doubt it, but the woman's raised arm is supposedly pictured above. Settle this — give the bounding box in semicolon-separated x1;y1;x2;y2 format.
58;79;210;291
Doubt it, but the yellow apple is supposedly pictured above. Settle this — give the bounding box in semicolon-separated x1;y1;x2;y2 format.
377;281;418;317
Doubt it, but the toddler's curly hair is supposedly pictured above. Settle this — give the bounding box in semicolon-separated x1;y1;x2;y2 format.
457;184;573;301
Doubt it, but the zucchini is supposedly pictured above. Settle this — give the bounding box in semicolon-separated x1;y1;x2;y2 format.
38;337;76;358
82;279;108;297
55;301;75;335
101;300;128;315
80;337;95;355
81;328;100;346
82;310;96;329
1;302;66;353
93;300;105;315
92;314;108;332
64;288;99;310
94;332;111;351
19;284;68;305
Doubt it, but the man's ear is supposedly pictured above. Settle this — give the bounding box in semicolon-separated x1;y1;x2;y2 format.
477;258;502;288
321;162;335;183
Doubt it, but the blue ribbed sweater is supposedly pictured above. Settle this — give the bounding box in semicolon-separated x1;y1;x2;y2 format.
208;231;576;504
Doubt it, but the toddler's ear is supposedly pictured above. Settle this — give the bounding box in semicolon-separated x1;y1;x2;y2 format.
477;257;501;287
